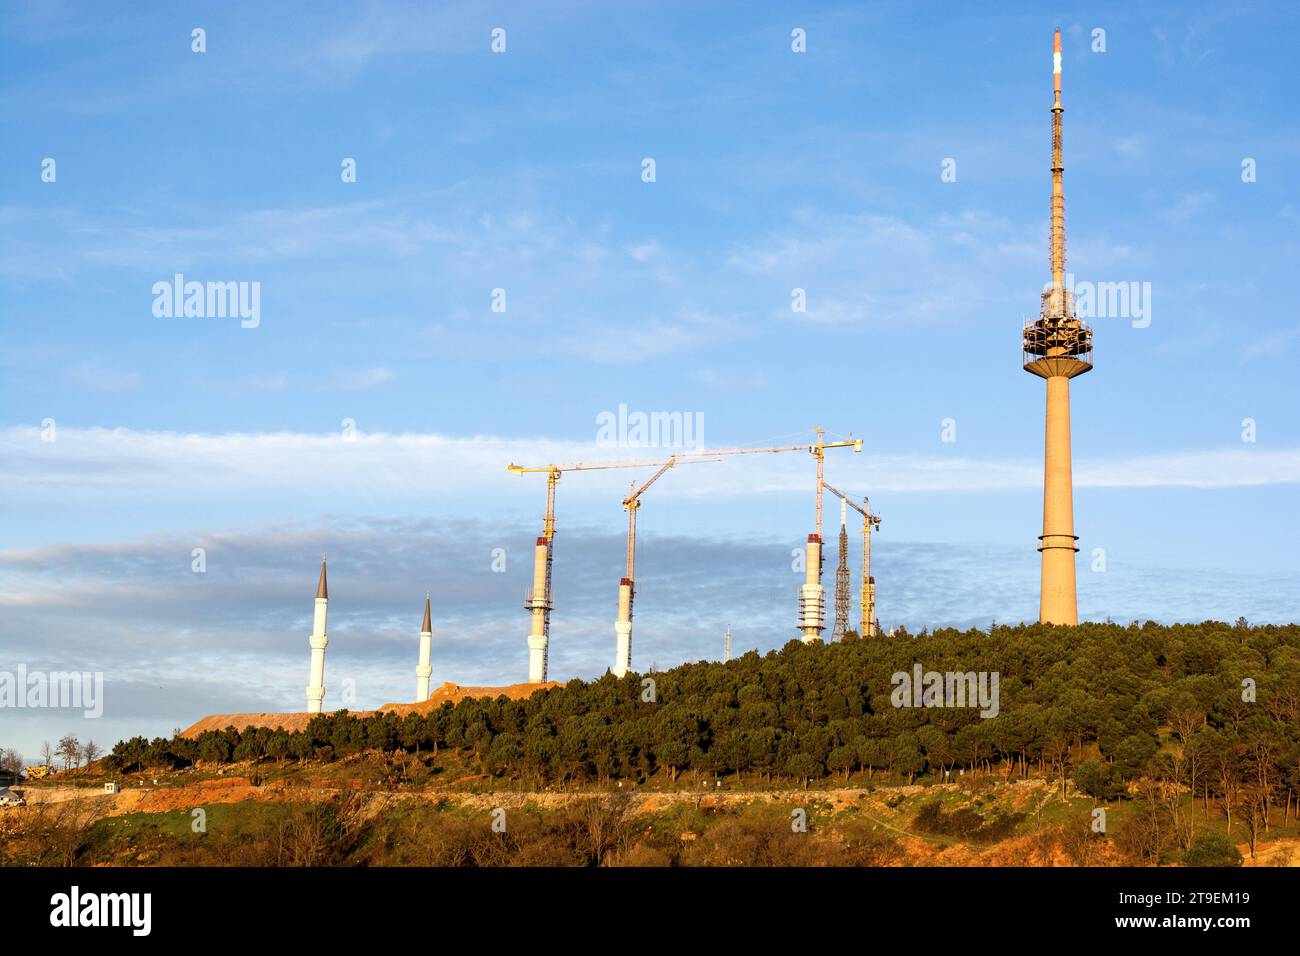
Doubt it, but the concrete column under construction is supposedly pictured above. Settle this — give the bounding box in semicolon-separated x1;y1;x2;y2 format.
305;557;329;713
526;536;550;683
862;511;877;637
864;577;877;637
613;578;633;677
799;534;825;643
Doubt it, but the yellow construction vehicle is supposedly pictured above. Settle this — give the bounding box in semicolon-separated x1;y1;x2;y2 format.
26;764;54;779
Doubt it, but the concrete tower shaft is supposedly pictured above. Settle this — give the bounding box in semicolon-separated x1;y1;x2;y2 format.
799;534;825;643
796;428;857;643
1039;376;1079;623
613;489;639;679
614;578;633;677
526;536;551;683
1023;30;1092;626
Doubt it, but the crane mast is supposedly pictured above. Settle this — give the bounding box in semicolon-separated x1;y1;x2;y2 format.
822;480;882;637
508;456;693;683
677;429;861;643
613;456;716;678
511;429;861;681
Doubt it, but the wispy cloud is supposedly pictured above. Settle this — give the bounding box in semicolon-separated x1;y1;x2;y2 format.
725;207;1041;326
3;512;1295;759
1162;191;1215;226
65;360;141;393
691;367;769;390
333;366;396;391
551;310;746;363
5;427;1298;510
1240;323;1300;362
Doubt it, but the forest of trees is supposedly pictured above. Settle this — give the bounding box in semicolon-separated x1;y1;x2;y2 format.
106;620;1300;844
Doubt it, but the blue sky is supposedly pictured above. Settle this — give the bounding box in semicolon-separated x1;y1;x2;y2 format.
2;1;1298;757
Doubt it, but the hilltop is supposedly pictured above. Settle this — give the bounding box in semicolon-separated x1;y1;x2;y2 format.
10;620;1296;867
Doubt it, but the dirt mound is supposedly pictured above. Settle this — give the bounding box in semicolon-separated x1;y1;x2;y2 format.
377;680;562;716
180;711;375;738
181;681;560;738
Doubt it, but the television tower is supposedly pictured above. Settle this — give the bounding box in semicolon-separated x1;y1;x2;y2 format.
1022;29;1093;625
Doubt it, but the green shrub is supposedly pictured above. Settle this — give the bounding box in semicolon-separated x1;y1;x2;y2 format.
1073;758;1125;801
1183;832;1243;867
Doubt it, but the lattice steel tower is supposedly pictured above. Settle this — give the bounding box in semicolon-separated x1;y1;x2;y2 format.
832;499;851;640
1023;30;1093;625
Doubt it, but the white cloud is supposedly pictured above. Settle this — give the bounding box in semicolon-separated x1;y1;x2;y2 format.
65;360;141;393
625;241;661;262
4;427;1298;509
691;367;768;390
247;373;290;392
551;310;745;364
724;208;1041;327
333;366;396;390
1113;135;1147;160
1240;323;1300;362
1162;191;1215;226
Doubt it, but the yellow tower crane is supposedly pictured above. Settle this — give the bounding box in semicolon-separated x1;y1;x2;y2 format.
507;456;705;684
676;428;862;643
614;455;718;678
821;480;882;637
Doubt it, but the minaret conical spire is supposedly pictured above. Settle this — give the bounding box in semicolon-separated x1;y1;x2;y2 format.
422;591;432;633
316;554;328;599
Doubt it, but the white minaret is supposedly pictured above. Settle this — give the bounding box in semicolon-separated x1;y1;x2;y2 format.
305;556;329;714
416;592;433;701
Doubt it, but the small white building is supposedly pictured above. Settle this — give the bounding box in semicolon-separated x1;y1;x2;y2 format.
103;781;120;794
